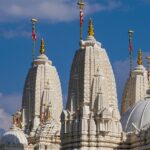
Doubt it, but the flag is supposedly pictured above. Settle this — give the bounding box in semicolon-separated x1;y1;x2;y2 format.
80;9;84;27
129;39;132;53
32;29;36;41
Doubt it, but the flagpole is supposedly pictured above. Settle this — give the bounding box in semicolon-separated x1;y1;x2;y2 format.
31;18;38;60
128;30;134;76
77;0;85;40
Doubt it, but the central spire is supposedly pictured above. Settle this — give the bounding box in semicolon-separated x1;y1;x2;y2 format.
88;18;94;37
40;38;45;54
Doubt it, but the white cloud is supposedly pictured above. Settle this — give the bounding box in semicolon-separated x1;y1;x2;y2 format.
0;93;3;97
0;108;11;131
0;0;122;38
0;0;122;23
0;93;22;131
0;93;22;115
0;29;31;39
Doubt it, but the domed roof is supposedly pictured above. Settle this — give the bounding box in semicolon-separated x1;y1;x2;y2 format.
121;97;150;133
36;119;60;138
1;125;28;145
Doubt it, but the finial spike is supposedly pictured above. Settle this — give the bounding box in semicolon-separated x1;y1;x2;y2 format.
40;38;45;54
88;18;94;37
137;49;142;65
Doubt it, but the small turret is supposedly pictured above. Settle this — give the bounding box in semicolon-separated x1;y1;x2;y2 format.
12;111;21;128
121;49;149;115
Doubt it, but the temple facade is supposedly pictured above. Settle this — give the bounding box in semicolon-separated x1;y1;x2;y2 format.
1;15;150;150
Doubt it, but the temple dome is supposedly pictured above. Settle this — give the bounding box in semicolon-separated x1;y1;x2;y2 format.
1;125;28;145
121;97;150;133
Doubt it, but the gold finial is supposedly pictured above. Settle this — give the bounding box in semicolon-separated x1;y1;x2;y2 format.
137;49;142;65
88;18;94;37
17;112;21;128
40;38;45;54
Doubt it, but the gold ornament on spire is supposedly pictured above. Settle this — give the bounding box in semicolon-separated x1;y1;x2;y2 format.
17;112;21;128
40;38;45;54
88;18;94;37
137;49;142;65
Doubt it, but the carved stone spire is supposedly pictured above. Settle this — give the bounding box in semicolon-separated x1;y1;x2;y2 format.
22;40;63;138
61;21;122;149
121;49;148;115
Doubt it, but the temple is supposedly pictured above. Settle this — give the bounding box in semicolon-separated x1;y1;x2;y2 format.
1;2;150;150
61;19;122;149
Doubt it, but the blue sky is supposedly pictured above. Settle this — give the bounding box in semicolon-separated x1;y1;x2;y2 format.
0;0;150;131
